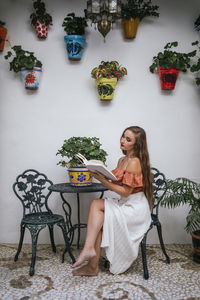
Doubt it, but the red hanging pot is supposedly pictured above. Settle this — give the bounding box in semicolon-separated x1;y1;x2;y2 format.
0;26;7;51
34;20;49;39
158;67;179;90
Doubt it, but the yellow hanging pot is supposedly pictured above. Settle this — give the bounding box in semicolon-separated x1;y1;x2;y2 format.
122;18;140;39
96;77;117;100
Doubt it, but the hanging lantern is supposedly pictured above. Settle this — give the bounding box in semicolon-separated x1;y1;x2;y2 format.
85;0;121;39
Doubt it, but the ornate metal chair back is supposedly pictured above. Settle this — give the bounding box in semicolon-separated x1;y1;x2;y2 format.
151;167;168;214
13;169;53;217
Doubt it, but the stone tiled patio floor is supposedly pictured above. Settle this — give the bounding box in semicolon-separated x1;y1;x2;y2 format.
0;243;200;300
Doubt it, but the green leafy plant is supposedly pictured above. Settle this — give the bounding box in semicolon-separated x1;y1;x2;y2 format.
91;61;127;80
149;41;196;73
161;177;200;233
194;15;200;31
57;137;108;167
190;40;200;86
121;0;159;20
62;13;87;35
4;45;42;73
30;0;53;26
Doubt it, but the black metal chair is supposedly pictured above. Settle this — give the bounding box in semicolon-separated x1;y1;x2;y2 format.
141;167;170;279
13;169;75;276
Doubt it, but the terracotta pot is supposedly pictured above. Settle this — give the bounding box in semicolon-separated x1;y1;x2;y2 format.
96;77;117;100
122;18;140;39
191;230;200;263
34;21;49;39
0;26;7;51
68;166;92;186
158;67;179;90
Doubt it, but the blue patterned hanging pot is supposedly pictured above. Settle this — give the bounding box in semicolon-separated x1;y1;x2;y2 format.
64;35;85;61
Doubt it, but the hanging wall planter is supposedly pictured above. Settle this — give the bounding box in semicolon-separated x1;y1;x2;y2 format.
91;61;127;101
121;0;159;39
0;21;7;51
21;67;42;90
64;35;85;61
4;45;43;90
158;67;179;90
96;77;117;100
149;41;196;90
30;0;53;39
62;13;87;61
34;21;49;39
122;18;139;39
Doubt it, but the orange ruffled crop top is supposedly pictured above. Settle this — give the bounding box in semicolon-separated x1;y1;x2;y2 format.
112;168;143;194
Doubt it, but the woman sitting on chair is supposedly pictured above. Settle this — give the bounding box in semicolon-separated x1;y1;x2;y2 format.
72;126;153;276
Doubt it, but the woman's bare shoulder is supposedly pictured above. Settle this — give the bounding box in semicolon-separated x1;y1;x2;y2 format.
117;156;125;167
126;157;142;173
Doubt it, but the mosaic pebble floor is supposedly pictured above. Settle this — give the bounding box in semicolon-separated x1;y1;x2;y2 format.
0;244;200;300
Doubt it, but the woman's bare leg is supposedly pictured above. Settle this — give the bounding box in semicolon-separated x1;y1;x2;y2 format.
72;198;104;268
72;230;102;276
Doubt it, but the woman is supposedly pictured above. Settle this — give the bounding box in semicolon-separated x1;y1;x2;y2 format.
72;126;153;276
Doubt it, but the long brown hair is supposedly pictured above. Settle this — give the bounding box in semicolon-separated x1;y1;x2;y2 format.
121;126;153;208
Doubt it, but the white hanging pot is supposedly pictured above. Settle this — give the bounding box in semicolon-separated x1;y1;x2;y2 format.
21;67;42;90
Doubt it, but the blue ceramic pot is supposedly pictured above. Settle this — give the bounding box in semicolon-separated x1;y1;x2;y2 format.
64;35;85;61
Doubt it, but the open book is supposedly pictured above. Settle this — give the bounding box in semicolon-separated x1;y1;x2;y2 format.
75;153;117;181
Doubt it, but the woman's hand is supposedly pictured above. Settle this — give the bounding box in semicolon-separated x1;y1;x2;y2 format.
90;171;107;183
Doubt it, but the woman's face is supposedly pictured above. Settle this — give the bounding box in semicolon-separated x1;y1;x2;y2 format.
120;129;136;153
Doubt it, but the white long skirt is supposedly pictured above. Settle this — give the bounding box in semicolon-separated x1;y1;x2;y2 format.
101;192;151;274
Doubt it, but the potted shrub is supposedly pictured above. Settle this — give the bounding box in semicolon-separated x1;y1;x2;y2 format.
121;0;159;39
0;20;7;51
190;40;200;86
91;60;127;100
161;177;200;263
149;41;196;90
194;15;200;31
56;137;108;186
62;13;87;61
30;0;53;39
4;45;42;90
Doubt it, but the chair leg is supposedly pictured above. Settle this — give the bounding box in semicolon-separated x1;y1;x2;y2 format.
27;224;46;276
156;222;170;264
141;234;149;280
14;223;26;262
57;221;75;264
48;225;56;253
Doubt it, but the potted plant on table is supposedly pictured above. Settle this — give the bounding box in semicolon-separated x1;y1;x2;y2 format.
161;177;200;263
56;137;108;186
149;41;196;90
121;0;159;39
0;20;8;51
4;45;43;90
30;0;53;39
62;13;87;61
91;60;127;100
190;40;200;86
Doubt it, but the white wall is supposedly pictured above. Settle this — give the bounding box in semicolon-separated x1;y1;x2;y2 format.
0;0;199;245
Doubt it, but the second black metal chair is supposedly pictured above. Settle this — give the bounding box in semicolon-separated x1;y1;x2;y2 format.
13;169;75;276
141;167;170;279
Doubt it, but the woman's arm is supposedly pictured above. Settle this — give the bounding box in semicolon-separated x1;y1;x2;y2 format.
91;157;142;198
91;171;133;198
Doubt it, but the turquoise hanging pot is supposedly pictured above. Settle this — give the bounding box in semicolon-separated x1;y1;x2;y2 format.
64;35;85;61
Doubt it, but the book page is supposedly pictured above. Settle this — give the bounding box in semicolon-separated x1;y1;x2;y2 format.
86;163;117;181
